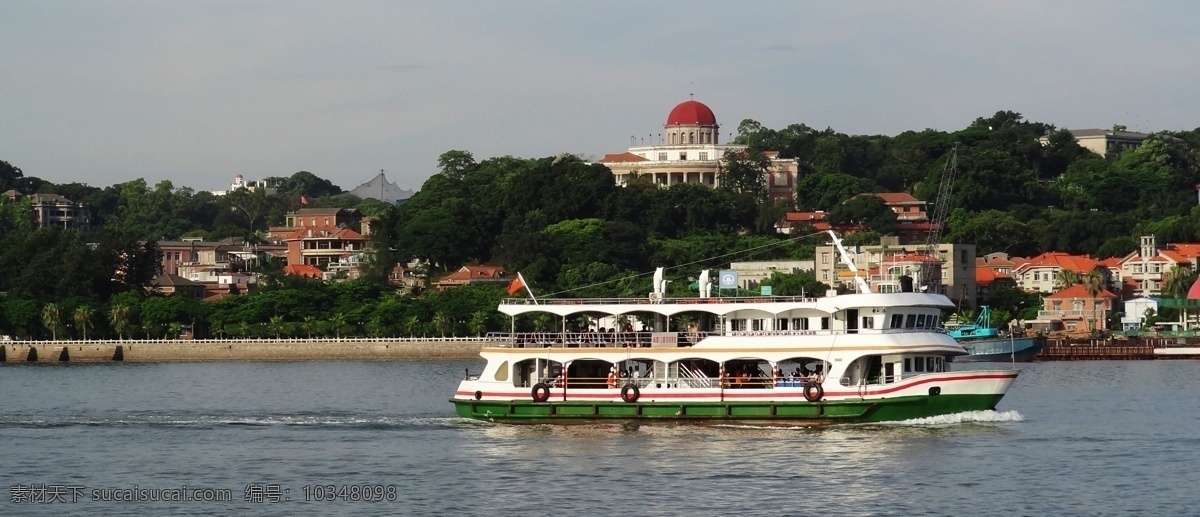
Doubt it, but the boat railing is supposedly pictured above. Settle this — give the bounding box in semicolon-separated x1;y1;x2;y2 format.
502;296;818;306
484;331;722;348
676;364;713;388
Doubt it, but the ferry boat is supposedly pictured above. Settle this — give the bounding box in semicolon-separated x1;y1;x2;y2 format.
450;235;1019;425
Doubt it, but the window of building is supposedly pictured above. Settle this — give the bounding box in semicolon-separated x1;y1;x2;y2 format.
658;152;667;161
821;252;830;264
689;132;695;144
679;152;688;160
699;152;708;161
821;317;830;330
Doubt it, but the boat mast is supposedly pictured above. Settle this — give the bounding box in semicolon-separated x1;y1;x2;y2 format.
827;230;871;294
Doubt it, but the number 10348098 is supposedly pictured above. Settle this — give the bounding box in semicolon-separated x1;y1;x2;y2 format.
302;484;397;502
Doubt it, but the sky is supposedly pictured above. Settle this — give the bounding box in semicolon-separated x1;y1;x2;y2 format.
3;1;1199;194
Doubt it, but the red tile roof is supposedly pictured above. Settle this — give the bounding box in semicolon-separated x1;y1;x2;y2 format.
598;152;648;164
439;265;509;283
1046;284;1117;299
865;192;924;205
1014;252;1100;274
976;267;1013;286
283;264;324;278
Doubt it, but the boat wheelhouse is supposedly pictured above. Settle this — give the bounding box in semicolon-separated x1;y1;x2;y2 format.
451;291;1018;425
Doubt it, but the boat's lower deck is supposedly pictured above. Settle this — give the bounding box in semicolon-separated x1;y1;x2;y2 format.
451;392;1005;425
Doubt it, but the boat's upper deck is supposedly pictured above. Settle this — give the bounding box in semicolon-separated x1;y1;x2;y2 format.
499;292;954;318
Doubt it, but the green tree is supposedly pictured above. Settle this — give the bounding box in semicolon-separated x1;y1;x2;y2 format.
329;312;346;339
828;195;898;235
269;315;285;339
109;304;131;340
719;149;770;199
41;303;61;340
73;305;95;340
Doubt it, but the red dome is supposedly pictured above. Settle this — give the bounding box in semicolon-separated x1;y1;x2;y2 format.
666;100;717;126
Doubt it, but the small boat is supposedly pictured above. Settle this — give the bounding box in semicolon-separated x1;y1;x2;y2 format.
947;306;1044;362
450;232;1019;425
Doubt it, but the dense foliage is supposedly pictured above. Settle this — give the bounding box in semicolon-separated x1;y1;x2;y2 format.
5;109;1200;338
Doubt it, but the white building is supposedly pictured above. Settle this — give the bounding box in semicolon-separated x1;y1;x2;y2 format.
596;99;801;202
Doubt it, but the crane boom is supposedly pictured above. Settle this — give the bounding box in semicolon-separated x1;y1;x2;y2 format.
920;143;959;292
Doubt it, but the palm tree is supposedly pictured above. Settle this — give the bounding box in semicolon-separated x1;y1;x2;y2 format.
167;322;183;339
403;316;421;337
329;312;346;339
432;311;451;337
469;310;490;336
1081;271;1104;334
42;303;60;341
614;314;632;332
269;315;285;339
73;306;95;340
109;304;131;340
302;315;316;339
1055;269;1081;291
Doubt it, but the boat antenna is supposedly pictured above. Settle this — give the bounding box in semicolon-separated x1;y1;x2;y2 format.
827;230;871;294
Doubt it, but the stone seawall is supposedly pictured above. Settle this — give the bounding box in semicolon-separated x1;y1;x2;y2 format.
0;339;487;363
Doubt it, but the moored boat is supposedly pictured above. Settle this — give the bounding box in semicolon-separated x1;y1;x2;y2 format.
450;235;1019;425
948;306;1044;362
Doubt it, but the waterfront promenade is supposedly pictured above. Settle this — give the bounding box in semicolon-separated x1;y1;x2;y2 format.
0;337;487;363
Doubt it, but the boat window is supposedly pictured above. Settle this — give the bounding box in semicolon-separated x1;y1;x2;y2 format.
915;357;925;372
904;358;912;372
890;314;903;329
752;319;764;331
917;314;927;328
905;314;917;328
862;316;874;330
777;319;789;331
925;357;935;372
821;317;829;330
936;357;944;372
931;315;940;328
494;361;509;382
793;318;808;330
731;319;746;331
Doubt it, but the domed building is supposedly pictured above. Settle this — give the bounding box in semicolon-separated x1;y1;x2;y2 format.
597;98;799;202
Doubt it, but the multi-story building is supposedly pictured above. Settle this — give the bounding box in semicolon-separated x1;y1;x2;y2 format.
268;208;366;273
1115;235;1200;298
813;236;976;305
2;191;89;229
1029;284;1118;334
1039;128;1149;158
596;99;801;202
1011;252;1109;294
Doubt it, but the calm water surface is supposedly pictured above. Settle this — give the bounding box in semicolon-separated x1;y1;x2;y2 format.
1;359;1198;516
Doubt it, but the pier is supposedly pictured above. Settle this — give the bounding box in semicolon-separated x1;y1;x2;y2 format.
1038;338;1200;360
0;337;487;363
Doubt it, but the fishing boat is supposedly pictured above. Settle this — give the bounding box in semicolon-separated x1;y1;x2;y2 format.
947;306;1044;362
450;232;1019;425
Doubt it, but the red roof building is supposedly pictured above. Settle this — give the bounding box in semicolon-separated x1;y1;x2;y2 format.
434;265;511;291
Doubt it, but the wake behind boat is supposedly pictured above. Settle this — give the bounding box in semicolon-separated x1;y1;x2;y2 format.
450;233;1019;425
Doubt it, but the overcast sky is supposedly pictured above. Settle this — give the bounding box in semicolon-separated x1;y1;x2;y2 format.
3;1;1198;193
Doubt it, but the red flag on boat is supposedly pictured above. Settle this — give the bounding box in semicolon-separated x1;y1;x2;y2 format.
507;274;526;296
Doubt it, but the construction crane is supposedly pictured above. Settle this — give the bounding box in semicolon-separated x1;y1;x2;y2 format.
919;143;959;292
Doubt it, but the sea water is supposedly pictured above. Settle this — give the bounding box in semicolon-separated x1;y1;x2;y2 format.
1;360;1197;516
